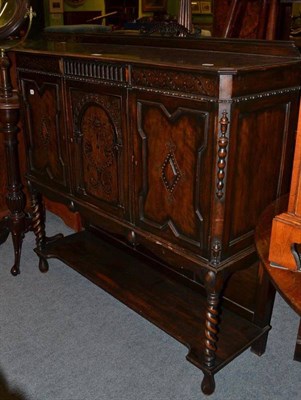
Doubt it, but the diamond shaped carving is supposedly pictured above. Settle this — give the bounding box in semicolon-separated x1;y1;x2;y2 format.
40;117;50;147
161;152;181;193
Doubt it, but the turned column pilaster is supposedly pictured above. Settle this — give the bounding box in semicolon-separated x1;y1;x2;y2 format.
0;49;31;275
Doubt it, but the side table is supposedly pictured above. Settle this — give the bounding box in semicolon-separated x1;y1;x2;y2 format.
255;195;301;361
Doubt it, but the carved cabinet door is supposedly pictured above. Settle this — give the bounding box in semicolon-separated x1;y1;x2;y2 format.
131;91;216;257
66;81;128;219
19;72;69;192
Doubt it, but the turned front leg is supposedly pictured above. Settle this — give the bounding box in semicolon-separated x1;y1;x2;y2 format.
30;186;49;272
204;289;220;368
0;68;31;276
29;184;64;272
201;270;225;395
30;188;46;248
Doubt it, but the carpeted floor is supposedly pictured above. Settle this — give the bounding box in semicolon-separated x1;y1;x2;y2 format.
0;212;300;400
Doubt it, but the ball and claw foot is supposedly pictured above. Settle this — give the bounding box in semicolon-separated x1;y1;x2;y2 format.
10;265;20;276
201;373;215;395
38;257;49;273
36;234;63;273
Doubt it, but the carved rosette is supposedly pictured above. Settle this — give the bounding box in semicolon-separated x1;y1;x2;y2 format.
216;111;229;199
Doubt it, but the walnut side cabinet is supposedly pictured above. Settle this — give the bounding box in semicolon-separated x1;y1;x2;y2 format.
12;36;301;395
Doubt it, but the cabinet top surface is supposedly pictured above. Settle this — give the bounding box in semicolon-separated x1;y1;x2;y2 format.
14;38;301;73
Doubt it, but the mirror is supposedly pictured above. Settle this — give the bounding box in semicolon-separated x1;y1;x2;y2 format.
0;0;29;40
47;0;292;41
159;0;291;40
0;1;15;27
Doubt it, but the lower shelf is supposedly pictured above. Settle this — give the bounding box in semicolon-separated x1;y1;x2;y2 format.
36;230;269;375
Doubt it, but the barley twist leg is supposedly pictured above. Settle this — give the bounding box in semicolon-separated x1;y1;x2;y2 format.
204;292;220;367
30;188;48;273
200;270;226;395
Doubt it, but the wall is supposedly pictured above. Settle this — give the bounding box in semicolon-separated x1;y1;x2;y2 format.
63;0;105;12
46;0;181;26
62;1;177;16
47;0;104;25
54;1;147;16
293;3;301;15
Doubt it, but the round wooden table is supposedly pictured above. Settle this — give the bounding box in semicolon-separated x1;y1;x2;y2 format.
255;195;301;361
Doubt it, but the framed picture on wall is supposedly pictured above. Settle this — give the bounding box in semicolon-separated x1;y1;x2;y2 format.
64;0;86;7
49;0;64;13
191;1;212;14
191;1;201;14
142;0;168;12
200;1;212;14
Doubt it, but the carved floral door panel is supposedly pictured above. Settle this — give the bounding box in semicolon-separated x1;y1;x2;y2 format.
19;72;69;191
131;92;216;256
66;81;128;219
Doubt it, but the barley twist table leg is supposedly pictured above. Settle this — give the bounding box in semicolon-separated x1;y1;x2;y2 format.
201;270;227;395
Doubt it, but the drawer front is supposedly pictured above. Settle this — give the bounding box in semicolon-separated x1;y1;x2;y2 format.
16;54;61;74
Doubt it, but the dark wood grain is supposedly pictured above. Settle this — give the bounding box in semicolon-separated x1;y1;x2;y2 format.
255;196;301;317
255;195;301;362
212;0;292;40
35;229;269;374
11;36;301;395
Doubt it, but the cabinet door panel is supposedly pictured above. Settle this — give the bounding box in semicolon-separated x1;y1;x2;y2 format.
133;94;215;254
20;73;69;191
224;96;298;256
67;83;128;218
